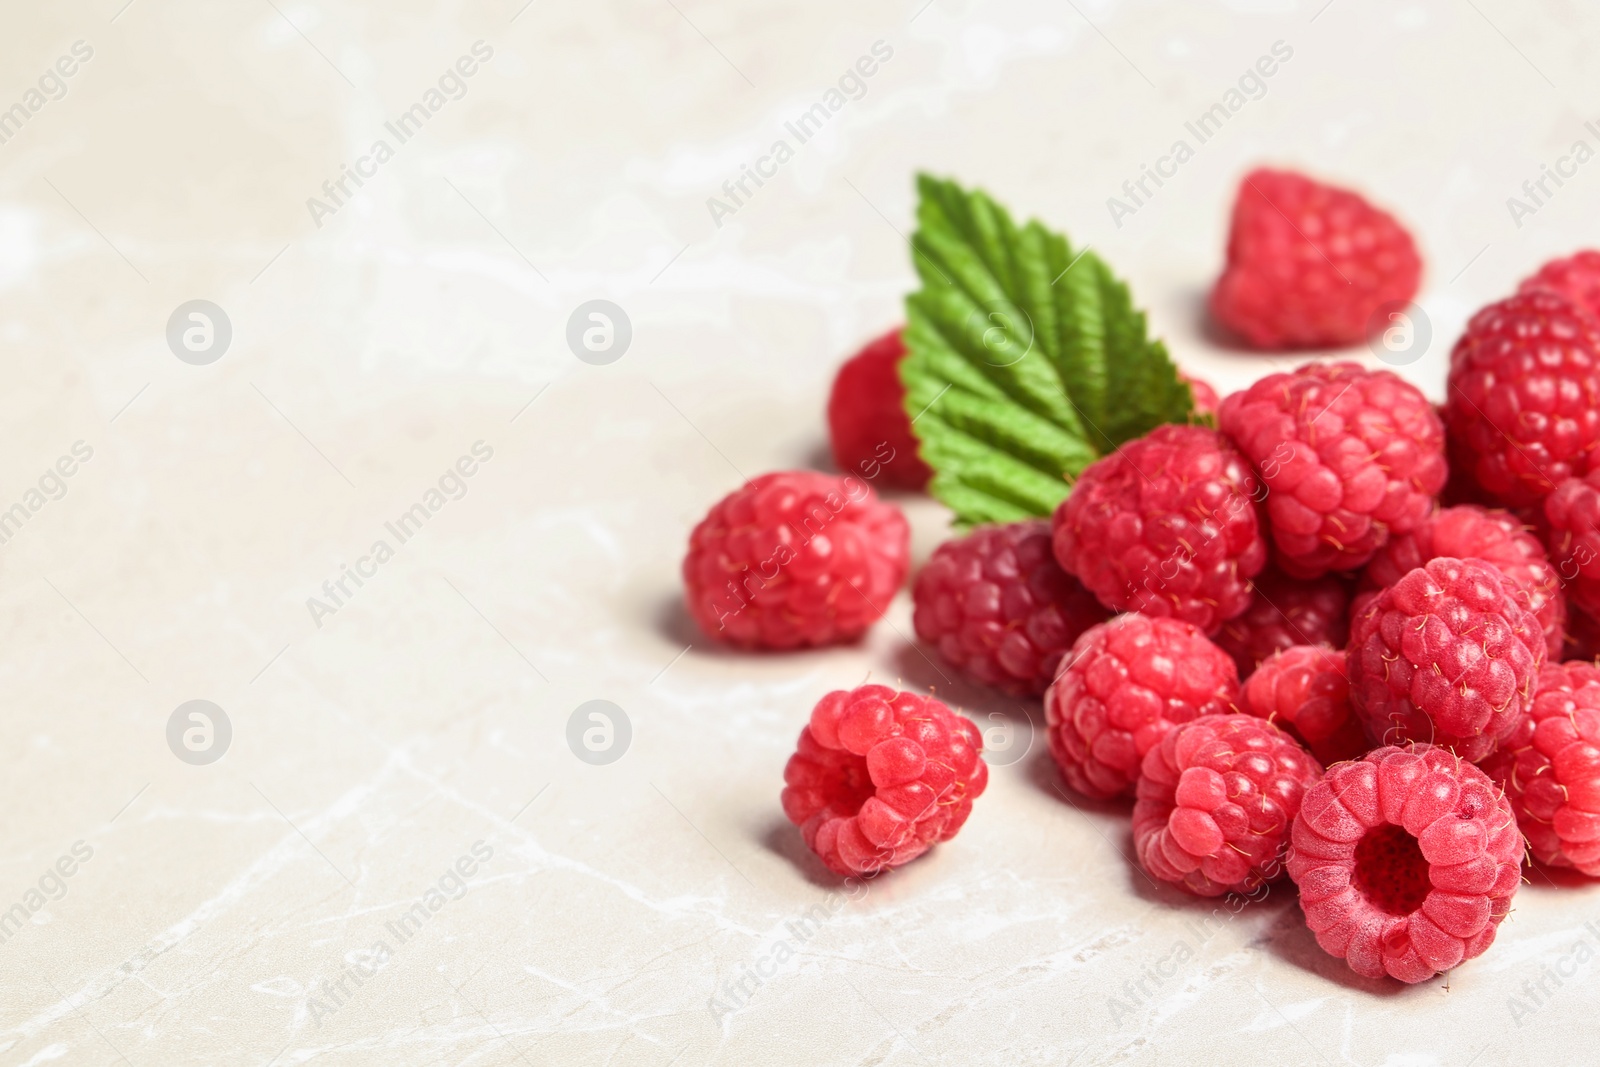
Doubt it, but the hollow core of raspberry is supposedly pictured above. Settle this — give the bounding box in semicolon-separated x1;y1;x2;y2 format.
1350;824;1431;916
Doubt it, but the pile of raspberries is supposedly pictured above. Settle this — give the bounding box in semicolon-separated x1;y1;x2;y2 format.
680;167;1600;986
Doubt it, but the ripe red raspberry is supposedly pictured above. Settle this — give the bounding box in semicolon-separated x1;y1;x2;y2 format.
682;471;909;649
1481;661;1600;874
1444;291;1600;507
1544;471;1600;619
781;685;986;875
1219;361;1446;578
1241;646;1368;766
1215;566;1352;678
1361;504;1566;659
1051;424;1266;633
1288;744;1523;983
1519;249;1600;323
1134;714;1322;897
1181;372;1219;418
1209;168;1421;350
1044;613;1240;799
1347;557;1544;762
826;328;932;490
912;520;1108;697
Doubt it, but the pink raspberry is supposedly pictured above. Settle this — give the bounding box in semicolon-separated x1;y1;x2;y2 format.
1361;505;1566;659
912;520;1108;697
1288;744;1523;983
1544;471;1600;620
1444;291;1600;507
1052;424;1266;634
682;471;909;649
1241;646;1368;766
1219;361;1446;578
781;685;987;875
1480;661;1600;874
1214;565;1353;678
1134;714;1322;897
1044;613;1240;799
1518;249;1600;324
826;328;933;490
1208;168;1422;350
1181;372;1219;418
1347;557;1544;762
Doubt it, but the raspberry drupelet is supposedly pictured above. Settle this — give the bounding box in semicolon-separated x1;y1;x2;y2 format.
1044;613;1240;800
1133;714;1322;897
1346;557;1545;762
1051;423;1266;634
781;686;986;876
1288;744;1524;983
1240;646;1368;766
826;328;933;490
1361;504;1566;659
1214;565;1353;679
1444;291;1600;507
912;520;1108;697
1219;361;1447;578
1518;249;1600;324
682;471;909;649
1208;168;1421;350
1480;661;1600;875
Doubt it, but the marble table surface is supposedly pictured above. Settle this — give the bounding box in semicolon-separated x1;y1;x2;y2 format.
0;0;1596;1063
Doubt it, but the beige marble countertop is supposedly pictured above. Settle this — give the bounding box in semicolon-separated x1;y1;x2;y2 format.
0;1;1596;1063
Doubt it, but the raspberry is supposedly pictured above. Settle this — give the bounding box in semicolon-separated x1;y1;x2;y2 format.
1219;361;1446;578
1044;613;1240;799
1543;471;1600;620
1134;714;1322;897
1209;168;1421;350
1361;504;1566;659
1347;557;1544;762
1519;249;1600;323
912;520;1108;697
1481;661;1600;874
1181;372;1219;418
1214;566;1352;678
1051;424;1266;633
682;471;909;649
1444;291;1600;507
1241;646;1368;766
826;328;932;490
1287;744;1523;983
781;685;987;875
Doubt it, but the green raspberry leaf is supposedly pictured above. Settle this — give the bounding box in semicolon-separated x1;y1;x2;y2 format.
900;174;1196;525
